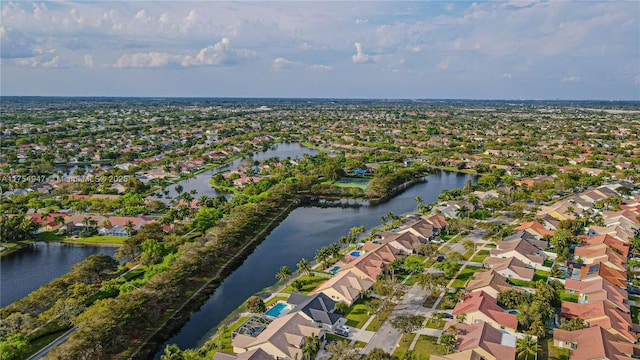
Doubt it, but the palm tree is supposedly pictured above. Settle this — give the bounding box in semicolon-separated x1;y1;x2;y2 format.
215;323;228;349
53;215;66;227
414;196;423;212
124;220;134;236
439;333;456;355
275;265;292;281
455;313;467;323
297;258;311;276
315;247;332;269
516;335;540;360
328;243;341;259
302;333;322;360
455;205;470;219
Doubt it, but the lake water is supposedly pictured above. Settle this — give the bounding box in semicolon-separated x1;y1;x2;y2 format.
0;242;117;307
155;170;472;355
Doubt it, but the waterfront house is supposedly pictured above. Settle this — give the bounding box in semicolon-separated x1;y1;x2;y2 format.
232;312;324;360
286;293;344;331
310;269;373;306
213;348;273;360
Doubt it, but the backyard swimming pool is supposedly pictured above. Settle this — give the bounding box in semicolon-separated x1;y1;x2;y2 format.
350;251;362;257
329;265;341;274
265;302;287;318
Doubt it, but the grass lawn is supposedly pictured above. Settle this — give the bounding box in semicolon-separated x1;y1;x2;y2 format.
424;318;445;330
543;259;555;267
470;250;490;263
265;295;289;307
344;298;377;329
403;275;417;286
540;337;569;360
534;269;550;282
451;267;482;288
353;340;367;348
483;243;497;248
508;278;536;288
325;333;350;342
365;308;392;332
411;335;447;360
439;245;451;253
332;177;371;190
392;333;417;359
35;231;64;241
121;266;146;281
204;316;250;356
560;290;579;303
281;275;327;294
24;329;69;358
63;235;126;245
629;295;640;302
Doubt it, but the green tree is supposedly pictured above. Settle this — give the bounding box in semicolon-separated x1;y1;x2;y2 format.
302;333;322;360
160;344;184;360
326;339;360;360
297;258;312;276
275;265;292;281
0;333;29;360
315;247;332;269
365;348;398;360
328;243;341;259
439;333;456;354
246;296;266;313
516;335;540;360
390;315;424;342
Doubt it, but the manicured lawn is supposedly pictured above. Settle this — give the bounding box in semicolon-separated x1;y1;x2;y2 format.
424;318;445;330
543;259;555;267
470;250;490;263
483;243;497;248
560;290;579;303
540;337;569;360
332;177;370;190
508;278;536;288
412;335;447;360
365;307;392;332
205;316;249;355
629;295;640;302
281;275;327;294
35;231;64;241
63;235;126;245
392;333;417;359
451;267;482;288
534;269;550;282
265;295;289;307
344;298;377;329
403;275;417;286
439;245;451;253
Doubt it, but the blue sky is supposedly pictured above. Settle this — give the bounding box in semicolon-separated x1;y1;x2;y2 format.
1;1;639;99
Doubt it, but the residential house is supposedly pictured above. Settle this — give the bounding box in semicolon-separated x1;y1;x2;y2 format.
424;213;447;235
514;221;555;239
490;239;546;268
286;293;344;331
503;230;548;251
377;231;425;255
578;234;630;257
232;312;323;360
564;277;630;312
465;270;512;299
573;244;627;272
483;256;534;281
397;218;434;240
309;269;373;306
554;326;640;360
430;321;516;360
452;291;518;332
561;301;637;343
577;263;628;288
213;348;273;360
340;243;402;281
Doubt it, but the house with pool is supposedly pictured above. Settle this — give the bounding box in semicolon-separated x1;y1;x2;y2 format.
310;269;374;306
231;312;324;360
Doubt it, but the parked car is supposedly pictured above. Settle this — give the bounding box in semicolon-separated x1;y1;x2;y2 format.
436;255;445;262
335;327;349;337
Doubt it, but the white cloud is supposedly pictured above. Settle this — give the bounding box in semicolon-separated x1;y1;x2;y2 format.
41;56;63;68
310;64;332;71
83;54;94;67
182;38;255;66
562;76;582;82
113;38;255;68
352;42;373;63
271;57;297;71
502;73;512;78
114;51;182;68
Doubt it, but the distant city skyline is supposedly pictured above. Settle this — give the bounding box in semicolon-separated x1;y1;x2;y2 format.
1;1;638;100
